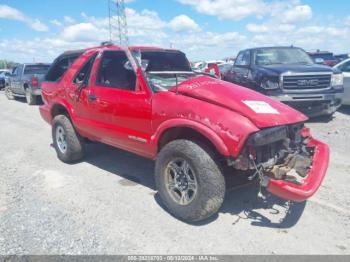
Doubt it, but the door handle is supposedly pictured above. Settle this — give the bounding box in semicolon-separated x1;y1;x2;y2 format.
88;94;97;102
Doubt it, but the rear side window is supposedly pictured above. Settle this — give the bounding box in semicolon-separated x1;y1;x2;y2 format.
24;65;50;75
73;53;97;85
45;53;82;82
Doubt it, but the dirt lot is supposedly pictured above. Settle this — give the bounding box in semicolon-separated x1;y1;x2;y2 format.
0;91;349;255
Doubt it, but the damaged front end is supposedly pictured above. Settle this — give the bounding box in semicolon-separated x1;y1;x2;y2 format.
229;123;330;202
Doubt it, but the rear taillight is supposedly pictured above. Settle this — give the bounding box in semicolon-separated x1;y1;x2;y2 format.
31;76;39;87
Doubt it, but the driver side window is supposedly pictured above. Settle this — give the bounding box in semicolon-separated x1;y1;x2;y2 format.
235;51;250;66
96;51;136;91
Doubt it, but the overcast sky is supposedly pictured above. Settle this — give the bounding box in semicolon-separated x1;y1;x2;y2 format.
0;0;349;63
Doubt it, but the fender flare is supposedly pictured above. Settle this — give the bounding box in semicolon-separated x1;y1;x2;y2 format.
151;119;230;157
50;99;75;121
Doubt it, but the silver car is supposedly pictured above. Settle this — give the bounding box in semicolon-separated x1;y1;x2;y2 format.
334;58;350;105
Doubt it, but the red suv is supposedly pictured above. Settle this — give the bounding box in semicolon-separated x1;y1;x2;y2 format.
40;44;330;222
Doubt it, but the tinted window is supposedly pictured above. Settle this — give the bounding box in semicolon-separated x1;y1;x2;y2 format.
138;51;192;72
46;54;82;82
73;53;97;85
254;48;313;65
24;64;50;75
96;51;136;91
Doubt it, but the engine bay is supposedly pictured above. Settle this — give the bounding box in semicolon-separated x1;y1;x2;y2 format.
231;123;315;185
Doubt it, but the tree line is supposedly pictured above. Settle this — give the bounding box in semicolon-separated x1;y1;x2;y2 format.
0;60;17;69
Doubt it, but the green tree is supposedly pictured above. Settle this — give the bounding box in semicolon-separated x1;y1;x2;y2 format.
0;59;17;69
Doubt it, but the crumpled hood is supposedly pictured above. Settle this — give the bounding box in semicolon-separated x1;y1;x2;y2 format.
171;76;308;128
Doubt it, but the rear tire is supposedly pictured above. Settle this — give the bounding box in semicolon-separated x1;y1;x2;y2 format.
5;86;14;100
52;115;85;163
155;140;225;222
25;88;37;105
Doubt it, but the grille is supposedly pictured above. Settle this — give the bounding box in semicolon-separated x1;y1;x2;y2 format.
282;74;331;90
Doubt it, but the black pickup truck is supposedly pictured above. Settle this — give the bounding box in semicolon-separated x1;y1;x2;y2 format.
222;47;344;117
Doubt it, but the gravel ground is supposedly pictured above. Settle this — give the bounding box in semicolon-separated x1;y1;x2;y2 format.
0;91;349;255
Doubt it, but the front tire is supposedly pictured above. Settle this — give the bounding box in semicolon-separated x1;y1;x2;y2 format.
5;86;14;100
25;88;37;105
52;115;85;163
155;140;225;222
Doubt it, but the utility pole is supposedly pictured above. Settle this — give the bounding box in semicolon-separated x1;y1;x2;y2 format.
108;0;129;46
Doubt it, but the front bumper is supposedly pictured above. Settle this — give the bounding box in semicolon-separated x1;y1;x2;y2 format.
271;92;343;117
266;135;330;202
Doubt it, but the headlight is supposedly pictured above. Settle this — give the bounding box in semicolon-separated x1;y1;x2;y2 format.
331;73;344;87
261;79;280;90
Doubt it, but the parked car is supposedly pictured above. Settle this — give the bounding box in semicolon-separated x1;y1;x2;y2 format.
192;60;225;72
334;58;350;105
334;54;350;63
5;63;51;105
0;69;11;90
223;46;344;117
40;44;329;222
307;51;338;67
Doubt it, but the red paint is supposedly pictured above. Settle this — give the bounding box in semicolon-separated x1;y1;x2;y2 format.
204;63;221;79
267;136;330;202
40;44;329;202
31;76;39;87
172;76;308;128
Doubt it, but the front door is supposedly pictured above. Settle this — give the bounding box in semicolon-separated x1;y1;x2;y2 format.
85;50;153;157
232;50;251;87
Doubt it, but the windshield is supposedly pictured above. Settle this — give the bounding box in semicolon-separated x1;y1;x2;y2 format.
24;64;50;75
254;48;313;66
133;50;197;92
